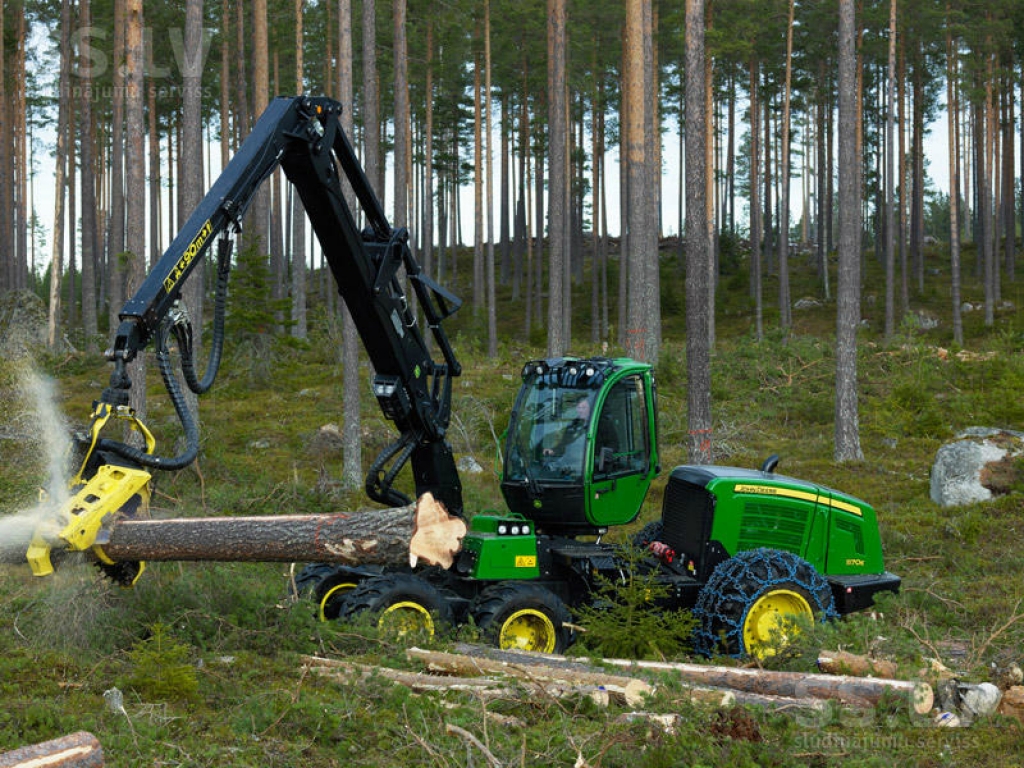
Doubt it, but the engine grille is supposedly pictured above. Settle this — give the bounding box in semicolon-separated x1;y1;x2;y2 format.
660;477;715;565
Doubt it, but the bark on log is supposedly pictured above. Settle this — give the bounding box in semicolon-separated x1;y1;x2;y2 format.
0;731;104;768
98;492;465;569
817;649;899;678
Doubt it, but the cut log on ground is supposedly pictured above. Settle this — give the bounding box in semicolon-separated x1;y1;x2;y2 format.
817;650;899;678
449;643;933;715
0;731;104;768
597;657;932;714
98;492;466;569
406;648;652;707
305;655;638;707
303;657;506;694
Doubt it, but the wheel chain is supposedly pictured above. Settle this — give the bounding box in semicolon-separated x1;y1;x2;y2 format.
692;547;836;656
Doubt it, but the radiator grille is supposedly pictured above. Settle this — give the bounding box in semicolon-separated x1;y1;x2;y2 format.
661;478;714;558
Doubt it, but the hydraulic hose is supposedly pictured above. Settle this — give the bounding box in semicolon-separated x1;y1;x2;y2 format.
175;236;232;395
365;432;417;508
96;326;200;471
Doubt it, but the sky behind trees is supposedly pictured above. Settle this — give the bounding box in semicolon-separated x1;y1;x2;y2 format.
19;7;966;275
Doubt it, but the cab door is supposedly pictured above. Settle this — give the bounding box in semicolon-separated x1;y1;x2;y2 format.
585;373;657;528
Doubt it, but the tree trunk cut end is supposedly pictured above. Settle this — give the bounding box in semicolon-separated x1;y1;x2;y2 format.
409;492;466;569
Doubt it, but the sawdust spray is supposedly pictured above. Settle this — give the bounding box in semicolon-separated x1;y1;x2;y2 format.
0;369;72;558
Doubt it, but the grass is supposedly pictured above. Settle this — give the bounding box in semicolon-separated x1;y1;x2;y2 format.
3;242;1024;765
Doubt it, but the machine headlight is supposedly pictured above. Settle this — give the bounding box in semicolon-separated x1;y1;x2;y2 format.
497;524;508;535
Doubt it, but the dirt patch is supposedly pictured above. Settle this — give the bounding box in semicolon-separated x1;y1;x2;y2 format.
980;454;1024;496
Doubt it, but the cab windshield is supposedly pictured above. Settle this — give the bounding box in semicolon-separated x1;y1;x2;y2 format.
505;381;594;483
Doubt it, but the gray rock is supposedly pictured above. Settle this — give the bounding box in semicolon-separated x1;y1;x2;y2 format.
930;429;1024;507
793;297;822;310
960;683;1002;721
457;456;484;474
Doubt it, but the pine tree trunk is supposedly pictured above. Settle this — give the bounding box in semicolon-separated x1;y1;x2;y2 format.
47;0;74;348
947;20;963;346
1003;71;1015;283
546;0;568;356
220;0;231;161
778;0;795;332
484;0;498;358
685;0;712;464
499;93;511;286
125;0;148;443
338;0;362;491
291;0;307;339
835;0;863;463
749;59;762;342
884;0;896;340
624;0;658;364
79;0;99;351
362;0;380;197
248;0;271;261
179;0;205;442
108;0;126;337
473;46;484;315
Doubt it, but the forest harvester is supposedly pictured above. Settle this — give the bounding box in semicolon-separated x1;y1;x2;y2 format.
20;96;899;658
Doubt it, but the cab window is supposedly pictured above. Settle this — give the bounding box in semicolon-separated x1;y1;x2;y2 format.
594;376;649;477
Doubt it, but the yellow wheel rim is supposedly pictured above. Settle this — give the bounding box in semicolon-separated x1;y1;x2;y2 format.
378;601;435;637
498;609;557;653
742;589;812;659
318;582;357;622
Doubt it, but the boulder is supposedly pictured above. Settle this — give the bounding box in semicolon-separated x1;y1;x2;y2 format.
793;297;822;310
930;428;1024;507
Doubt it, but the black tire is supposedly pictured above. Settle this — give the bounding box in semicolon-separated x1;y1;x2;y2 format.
693;548;836;658
340;573;453;638
293;563;364;621
471;582;573;653
632;520;665;549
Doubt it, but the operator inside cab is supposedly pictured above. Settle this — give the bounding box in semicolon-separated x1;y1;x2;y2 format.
534;392;619;480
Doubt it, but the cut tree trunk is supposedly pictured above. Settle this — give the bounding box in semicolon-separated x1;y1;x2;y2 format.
406;647;652;707
817;649;898;679
599;657;932;714
98;493;466;569
0;731;104;768
446;644;931;714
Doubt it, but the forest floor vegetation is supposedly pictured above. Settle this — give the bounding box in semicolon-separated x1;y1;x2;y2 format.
2;244;1024;766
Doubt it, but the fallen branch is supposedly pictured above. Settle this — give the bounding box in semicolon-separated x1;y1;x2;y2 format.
445;724;502;768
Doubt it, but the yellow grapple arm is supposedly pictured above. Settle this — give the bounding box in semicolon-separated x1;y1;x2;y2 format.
27;401;154;582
